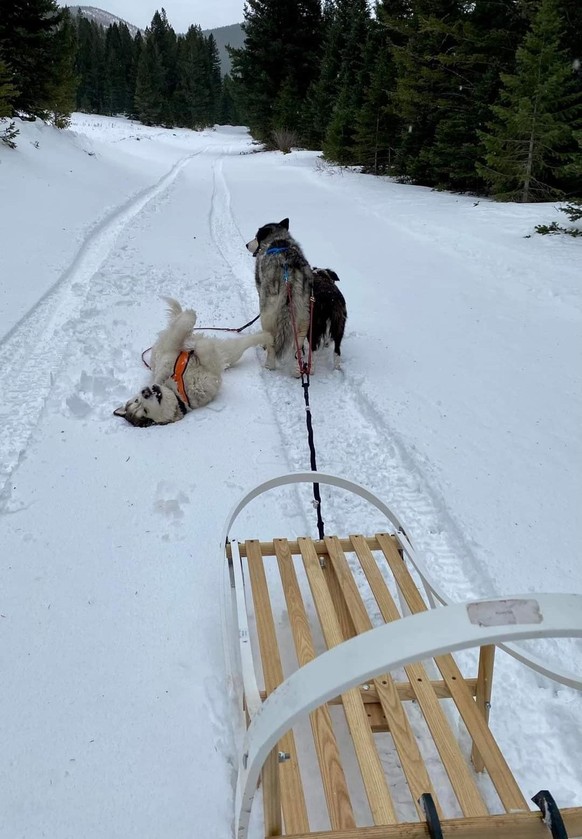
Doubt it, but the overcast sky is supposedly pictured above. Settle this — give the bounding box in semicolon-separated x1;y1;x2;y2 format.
62;1;245;31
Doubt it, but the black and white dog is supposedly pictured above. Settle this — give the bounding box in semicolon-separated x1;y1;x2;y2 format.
246;218;313;373
310;267;347;370
114;298;271;426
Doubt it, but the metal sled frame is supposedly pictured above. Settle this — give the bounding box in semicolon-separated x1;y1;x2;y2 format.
222;472;582;839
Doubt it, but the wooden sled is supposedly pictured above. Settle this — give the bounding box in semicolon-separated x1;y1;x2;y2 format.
222;472;582;839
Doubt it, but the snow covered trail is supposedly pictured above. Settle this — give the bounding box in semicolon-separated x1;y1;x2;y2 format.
0;139;291;839
214;149;582;818
1;120;581;838
215;151;582;601
211;156;490;598
0;150;203;504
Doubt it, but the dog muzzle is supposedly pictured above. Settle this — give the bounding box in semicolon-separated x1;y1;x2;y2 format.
113;408;156;428
246;238;260;257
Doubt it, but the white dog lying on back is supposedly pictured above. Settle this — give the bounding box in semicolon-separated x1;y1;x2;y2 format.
114;298;271;427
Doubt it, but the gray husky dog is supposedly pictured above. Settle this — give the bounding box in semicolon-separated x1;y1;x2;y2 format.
114;298;271;427
246;218;313;372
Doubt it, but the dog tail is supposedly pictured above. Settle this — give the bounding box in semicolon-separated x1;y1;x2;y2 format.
162;297;189;323
217;331;273;369
154;299;197;359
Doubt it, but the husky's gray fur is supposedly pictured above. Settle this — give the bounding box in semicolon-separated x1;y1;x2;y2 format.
114;298;271;427
246;218;313;372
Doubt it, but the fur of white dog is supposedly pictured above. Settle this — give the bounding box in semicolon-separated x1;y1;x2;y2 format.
114;298;272;427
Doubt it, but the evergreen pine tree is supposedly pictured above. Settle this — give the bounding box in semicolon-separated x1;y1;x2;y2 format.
148;9;178;125
172;26;210;128
133;10;179;127
301;0;337;148
555;0;582;64
322;0;373;165
127;31;143;118
205;34;222;125
104;23;133;114
379;0;465;185
134;35;165;125
479;0;582;201
0;0;65;118
74;17;106;113
217;74;240;125
421;0;528;191
0;56;18;118
352;26;401;173
117;24;136;114
0;55;19;147
273;75;302;136
230;0;323;143
48;8;78;128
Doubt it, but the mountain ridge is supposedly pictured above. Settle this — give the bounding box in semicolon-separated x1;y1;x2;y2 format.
66;6;244;74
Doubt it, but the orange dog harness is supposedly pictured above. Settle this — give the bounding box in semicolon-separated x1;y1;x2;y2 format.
171;351;194;408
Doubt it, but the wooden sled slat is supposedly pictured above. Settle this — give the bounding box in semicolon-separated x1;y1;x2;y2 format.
323;536;443;820
350;534;489;818
246;540;310;835
298;537;398;826
281;806;582;839
229;536;394;559
376;532;530;813
259;678;479;705
274;539;356;832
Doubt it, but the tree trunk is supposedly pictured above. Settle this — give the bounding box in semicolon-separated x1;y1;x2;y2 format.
523;100;539;203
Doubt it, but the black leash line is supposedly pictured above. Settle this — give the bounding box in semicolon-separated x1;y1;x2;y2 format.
141;314;261;369
283;271;324;540
193;313;261;333
300;368;325;540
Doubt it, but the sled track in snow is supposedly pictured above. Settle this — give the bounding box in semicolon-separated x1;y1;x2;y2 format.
209;158;495;603
0;151;202;506
207;158;300;487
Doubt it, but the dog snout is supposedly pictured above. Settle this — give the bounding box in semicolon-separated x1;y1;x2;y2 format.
246;238;259;256
113;403;156;427
124;412;156;428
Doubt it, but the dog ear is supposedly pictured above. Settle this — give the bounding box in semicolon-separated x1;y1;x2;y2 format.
113;406;127;417
279;218;289;230
328;269;340;283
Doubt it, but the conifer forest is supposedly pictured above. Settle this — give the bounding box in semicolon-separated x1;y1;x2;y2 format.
1;0;581;202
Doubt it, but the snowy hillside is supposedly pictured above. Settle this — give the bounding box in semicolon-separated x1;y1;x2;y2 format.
67;5;142;36
0;114;581;839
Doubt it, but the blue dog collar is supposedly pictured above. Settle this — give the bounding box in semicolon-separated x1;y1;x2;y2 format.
265;246;289;255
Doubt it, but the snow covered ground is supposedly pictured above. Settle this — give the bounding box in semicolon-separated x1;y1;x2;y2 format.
0;114;581;838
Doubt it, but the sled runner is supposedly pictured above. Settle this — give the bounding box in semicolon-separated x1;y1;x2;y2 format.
222;472;582;839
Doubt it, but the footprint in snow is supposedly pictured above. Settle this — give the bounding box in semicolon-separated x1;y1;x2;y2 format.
154;481;190;521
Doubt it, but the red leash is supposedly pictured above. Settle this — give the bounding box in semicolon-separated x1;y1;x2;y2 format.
285;278;323;538
286;282;314;376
